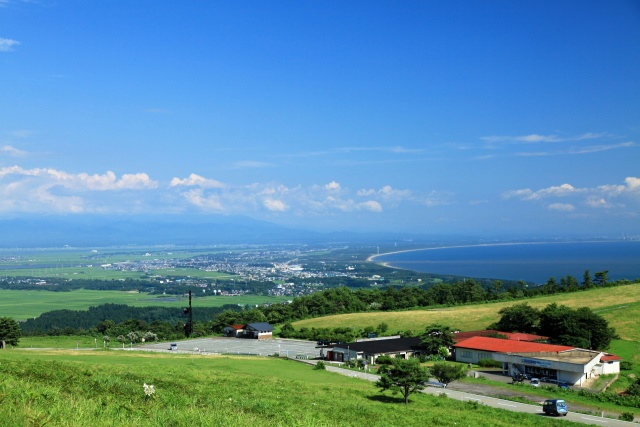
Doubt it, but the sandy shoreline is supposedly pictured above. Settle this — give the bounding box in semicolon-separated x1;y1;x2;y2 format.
366;240;621;263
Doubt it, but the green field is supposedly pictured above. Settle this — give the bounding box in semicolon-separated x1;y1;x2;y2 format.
0;289;289;320
292;284;640;341
0;247;239;280
0;266;236;280
0;350;584;427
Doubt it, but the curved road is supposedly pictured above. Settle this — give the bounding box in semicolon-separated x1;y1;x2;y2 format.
302;361;637;427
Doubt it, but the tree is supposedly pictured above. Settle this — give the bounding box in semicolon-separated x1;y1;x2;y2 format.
375;358;429;404
490;303;539;333
419;324;455;355
582;270;595;289
0;317;21;347
594;270;609;287
429;362;467;386
539;303;617;350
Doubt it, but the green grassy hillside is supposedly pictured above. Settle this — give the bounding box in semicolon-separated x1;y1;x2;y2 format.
292;284;640;341
0;350;583;427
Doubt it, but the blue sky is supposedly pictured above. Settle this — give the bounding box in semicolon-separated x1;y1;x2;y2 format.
1;1;639;237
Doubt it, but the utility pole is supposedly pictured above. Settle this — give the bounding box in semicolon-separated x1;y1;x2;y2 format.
184;290;193;337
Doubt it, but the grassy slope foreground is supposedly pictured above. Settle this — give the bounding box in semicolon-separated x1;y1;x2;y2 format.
0;350;583;427
292;283;640;341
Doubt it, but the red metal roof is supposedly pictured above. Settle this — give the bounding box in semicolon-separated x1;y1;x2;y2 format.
453;336;573;353
601;354;621;362
452;330;548;343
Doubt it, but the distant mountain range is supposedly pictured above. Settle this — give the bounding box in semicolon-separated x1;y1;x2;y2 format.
0;215;418;248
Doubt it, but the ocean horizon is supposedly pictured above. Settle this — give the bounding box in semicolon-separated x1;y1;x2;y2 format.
373;240;640;284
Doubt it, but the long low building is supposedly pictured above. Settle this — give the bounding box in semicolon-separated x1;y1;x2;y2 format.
329;337;422;363
453;336;620;386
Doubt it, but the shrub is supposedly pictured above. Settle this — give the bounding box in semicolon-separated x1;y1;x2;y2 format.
619;412;634;422
620;361;633;371
477;359;502;368
416;354;428;363
314;361;326;370
376;355;393;365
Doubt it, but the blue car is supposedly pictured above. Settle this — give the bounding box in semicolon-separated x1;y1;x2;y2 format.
542;399;568;416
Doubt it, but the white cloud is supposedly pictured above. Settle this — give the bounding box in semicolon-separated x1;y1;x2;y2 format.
1;145;27;157
504;177;640;214
586;197;612;208
181;188;225;212
230;160;273;169
325;181;341;191
0;166;159;214
263;198;288;212
548;203;576;212
503;183;577;200
482;132;606;145
0;37;19;52
7;129;34;138
170;173;224;188
360;200;383;212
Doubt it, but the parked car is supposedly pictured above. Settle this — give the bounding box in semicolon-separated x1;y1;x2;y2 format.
542;399;568;416
529;378;540;387
557;382;570;389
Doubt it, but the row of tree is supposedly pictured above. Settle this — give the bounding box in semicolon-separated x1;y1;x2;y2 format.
489;302;618;350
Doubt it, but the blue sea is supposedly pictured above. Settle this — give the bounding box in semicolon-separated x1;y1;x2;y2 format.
374;241;640;284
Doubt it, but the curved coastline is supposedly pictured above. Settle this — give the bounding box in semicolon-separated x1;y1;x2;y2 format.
367;240;586;263
367;240;637;281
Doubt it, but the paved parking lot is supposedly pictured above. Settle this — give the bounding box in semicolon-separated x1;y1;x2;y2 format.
134;337;322;359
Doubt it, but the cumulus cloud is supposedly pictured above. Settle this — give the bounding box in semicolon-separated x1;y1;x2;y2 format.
170;173;224;188
504;177;640;213
360;200;383;212
0;166;447;219
0;166;159;214
325;181;341;191
586;197;612;208
503;183;578;200
0;38;19;52
263;198;288;212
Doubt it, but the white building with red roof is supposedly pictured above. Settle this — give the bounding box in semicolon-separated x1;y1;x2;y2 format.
454;336;620;386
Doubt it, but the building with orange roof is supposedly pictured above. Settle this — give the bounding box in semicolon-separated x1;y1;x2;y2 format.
453;336;620;386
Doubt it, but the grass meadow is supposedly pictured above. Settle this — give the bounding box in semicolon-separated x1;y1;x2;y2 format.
292;284;640;341
0;349;584;427
0;289;289;321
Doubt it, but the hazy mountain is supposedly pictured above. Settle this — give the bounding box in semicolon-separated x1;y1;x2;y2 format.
0;215;418;248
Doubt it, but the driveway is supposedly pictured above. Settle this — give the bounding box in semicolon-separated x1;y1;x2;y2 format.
133;336;321;359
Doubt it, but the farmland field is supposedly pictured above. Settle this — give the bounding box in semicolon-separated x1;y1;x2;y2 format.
0;289;289;320
0;246;239;280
